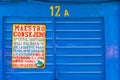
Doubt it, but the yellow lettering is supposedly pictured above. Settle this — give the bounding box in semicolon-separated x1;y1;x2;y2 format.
50;6;54;16
50;6;70;17
64;9;69;17
50;6;60;17
55;6;60;17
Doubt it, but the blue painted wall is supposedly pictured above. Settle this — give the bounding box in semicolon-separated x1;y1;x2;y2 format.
0;1;119;80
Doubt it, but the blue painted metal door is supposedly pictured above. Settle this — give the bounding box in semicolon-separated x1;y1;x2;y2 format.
3;17;105;80
3;17;55;80
55;18;105;80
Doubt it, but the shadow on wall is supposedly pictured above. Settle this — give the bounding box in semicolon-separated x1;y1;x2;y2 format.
0;0;119;3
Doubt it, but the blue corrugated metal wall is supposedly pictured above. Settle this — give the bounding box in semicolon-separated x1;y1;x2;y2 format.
55;18;105;80
2;17;105;80
0;1;119;80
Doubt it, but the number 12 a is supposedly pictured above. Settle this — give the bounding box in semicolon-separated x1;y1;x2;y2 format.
50;6;60;17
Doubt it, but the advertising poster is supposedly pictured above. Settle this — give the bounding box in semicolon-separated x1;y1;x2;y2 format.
12;24;46;68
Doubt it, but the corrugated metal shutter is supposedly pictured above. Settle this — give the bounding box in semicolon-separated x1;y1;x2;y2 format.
55;18;105;80
3;17;105;80
3;17;55;80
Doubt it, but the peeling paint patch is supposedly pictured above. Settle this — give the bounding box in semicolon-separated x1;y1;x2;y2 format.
5;52;11;55
6;60;11;64
8;69;15;72
106;46;118;58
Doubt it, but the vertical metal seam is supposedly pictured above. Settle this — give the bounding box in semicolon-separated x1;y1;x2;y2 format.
53;17;57;80
102;17;106;80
